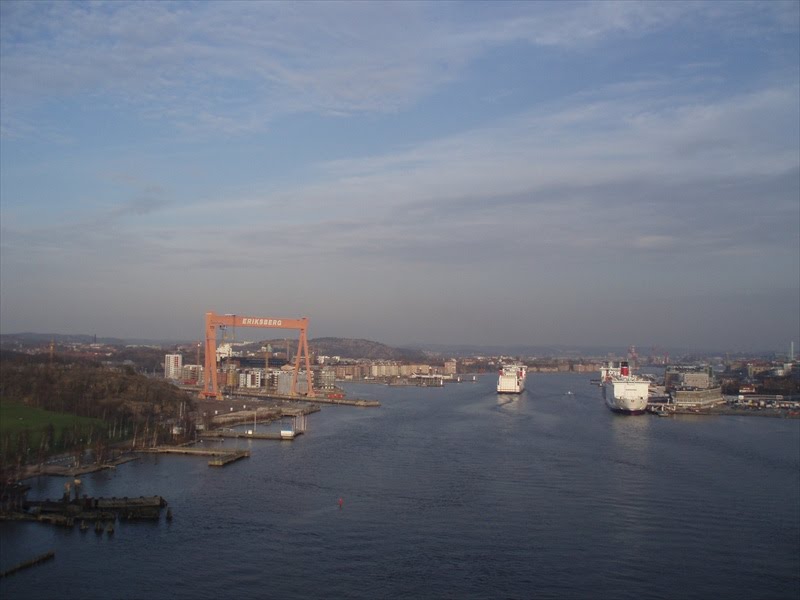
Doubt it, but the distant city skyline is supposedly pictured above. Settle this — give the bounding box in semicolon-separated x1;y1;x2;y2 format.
1;1;798;352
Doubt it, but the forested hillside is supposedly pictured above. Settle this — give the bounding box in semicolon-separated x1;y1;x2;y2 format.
0;351;195;471
308;338;426;361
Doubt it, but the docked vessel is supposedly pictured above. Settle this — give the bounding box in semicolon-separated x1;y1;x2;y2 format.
497;364;527;394
601;361;649;414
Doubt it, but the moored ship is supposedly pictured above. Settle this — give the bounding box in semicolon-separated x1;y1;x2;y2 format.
601;361;649;414
497;364;527;393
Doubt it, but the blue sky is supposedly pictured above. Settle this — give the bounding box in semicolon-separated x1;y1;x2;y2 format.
1;1;798;352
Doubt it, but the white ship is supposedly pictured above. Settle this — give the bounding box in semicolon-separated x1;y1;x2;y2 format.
497;364;526;393
601;361;649;414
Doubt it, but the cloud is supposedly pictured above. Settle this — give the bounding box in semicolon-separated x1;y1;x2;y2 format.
1;1;797;346
3;76;796;282
2;1;797;137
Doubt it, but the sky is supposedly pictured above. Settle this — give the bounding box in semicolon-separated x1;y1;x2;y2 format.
1;1;798;353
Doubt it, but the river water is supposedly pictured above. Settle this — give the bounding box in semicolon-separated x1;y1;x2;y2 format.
1;373;798;600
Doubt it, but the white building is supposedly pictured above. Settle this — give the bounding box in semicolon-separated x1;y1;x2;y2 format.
216;342;245;361
164;354;183;380
239;370;263;389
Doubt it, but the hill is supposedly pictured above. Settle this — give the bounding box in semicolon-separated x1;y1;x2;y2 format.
0;332;128;347
241;337;426;361
309;337;426;361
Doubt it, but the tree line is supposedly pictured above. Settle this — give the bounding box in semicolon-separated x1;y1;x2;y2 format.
0;350;196;477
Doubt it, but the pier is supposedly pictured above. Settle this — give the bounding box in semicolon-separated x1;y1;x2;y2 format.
234;389;380;407
199;430;302;441
645;403;800;418
0;551;55;578
189;386;380;407
142;446;250;466
208;450;250;466
8;495;169;525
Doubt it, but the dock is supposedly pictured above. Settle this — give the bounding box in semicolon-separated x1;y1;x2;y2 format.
21;454;140;481
208;451;250;466
199;430;303;441
14;495;168;524
0;551;55;578
207;388;380;407
142;446;250;467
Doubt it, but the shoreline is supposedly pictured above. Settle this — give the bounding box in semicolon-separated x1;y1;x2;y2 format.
18;454;140;482
648;405;800;419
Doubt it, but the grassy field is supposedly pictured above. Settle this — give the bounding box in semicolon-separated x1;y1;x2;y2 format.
0;401;105;456
0;401;102;434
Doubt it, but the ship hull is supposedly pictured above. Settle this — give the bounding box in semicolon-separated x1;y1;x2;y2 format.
497;376;525;393
497;365;527;393
603;378;649;414
606;401;647;415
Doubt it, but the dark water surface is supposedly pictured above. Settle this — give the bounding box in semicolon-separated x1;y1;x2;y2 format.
2;373;798;599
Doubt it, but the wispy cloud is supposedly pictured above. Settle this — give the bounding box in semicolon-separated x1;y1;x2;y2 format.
4;77;796;277
1;1;797;347
2;1;797;137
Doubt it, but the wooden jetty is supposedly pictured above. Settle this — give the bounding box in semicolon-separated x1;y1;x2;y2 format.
21;454;140;480
143;446;250;467
199;430;302;441
219;389;380;407
0;551;55;578
208;450;250;467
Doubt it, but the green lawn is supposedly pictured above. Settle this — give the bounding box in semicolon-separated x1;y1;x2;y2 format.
0;401;106;457
0;401;102;435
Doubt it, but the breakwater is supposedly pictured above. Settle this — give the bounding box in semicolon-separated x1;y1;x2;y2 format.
141;446;250;467
0;551;55;578
219;389;381;407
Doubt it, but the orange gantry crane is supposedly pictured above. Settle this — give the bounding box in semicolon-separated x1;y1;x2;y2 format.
202;311;314;399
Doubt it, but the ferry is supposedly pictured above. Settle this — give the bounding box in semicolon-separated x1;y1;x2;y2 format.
497;364;527;394
601;361;649;414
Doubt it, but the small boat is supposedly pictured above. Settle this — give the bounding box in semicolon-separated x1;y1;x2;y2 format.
80;520;88;531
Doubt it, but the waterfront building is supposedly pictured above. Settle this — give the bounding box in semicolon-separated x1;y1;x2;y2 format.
318;368;336;390
334;364;368;380
164;354;182;380
180;364;203;383
665;365;715;390
400;364;431;376
239;370;263;389
277;370;309;395
444;359;458;375
224;367;239;388
672;388;725;408
371;363;400;378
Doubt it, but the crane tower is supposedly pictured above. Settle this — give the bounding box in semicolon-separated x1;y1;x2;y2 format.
202;311;314;399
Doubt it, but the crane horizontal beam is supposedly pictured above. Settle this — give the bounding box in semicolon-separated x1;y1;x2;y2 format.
207;313;307;331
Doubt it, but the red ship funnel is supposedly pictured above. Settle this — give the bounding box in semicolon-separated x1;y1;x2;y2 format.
621;362;629;376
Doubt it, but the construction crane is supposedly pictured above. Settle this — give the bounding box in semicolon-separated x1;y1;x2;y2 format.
202;311;314;400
